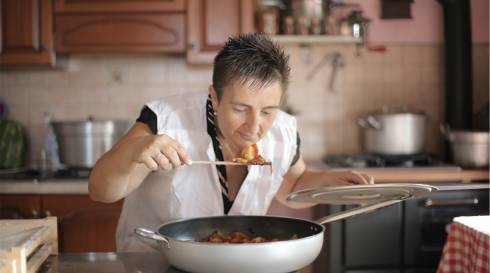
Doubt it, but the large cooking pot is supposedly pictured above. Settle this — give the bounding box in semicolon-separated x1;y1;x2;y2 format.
135;184;436;273
52;119;131;168
442;127;489;168
358;110;428;155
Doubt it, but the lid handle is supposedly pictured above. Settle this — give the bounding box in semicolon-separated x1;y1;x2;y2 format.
315;198;404;225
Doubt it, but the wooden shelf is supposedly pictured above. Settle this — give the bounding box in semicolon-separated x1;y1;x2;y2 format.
271;35;362;44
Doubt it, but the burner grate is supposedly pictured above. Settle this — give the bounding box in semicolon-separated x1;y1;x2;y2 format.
323;154;444;168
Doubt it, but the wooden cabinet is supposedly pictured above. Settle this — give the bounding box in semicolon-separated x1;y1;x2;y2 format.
54;0;186;53
42;195;123;252
0;0;55;65
0;195;41;219
186;0;254;64
0;194;123;252
55;14;185;53
55;0;185;13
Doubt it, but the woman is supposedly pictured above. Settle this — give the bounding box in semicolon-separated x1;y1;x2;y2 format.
89;33;372;251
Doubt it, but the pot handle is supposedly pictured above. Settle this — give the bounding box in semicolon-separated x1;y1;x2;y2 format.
315;198;404;225
358;116;381;130
440;124;452;141
135;227;170;249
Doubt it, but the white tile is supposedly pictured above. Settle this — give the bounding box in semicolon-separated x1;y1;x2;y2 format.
1;45;456;157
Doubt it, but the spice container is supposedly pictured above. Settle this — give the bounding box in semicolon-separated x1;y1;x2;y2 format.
296;16;310;35
339;18;351;36
283;16;295;34
324;15;338;35
311;16;322;35
256;0;285;35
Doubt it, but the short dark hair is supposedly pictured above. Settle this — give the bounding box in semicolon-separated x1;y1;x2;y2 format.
212;33;290;100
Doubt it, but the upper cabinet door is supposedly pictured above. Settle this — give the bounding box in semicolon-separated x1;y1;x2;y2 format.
55;14;185;52
0;0;54;65
55;0;185;13
187;0;254;65
54;0;186;53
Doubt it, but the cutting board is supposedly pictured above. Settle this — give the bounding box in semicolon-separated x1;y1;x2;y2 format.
0;217;58;273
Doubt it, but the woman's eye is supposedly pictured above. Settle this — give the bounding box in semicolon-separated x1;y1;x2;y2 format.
233;107;247;112
261;109;275;116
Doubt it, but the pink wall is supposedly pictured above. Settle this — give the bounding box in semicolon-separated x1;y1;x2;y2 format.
336;0;488;44
471;0;489;43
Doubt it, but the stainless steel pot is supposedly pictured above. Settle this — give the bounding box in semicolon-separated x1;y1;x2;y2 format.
358;111;428;155
444;129;489;168
52;119;131;168
135;184;436;273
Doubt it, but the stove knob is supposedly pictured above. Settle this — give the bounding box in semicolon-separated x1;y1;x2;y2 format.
32;209;40;218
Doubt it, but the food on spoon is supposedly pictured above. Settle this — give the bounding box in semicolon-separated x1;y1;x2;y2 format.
232;144;268;165
205;230;298;244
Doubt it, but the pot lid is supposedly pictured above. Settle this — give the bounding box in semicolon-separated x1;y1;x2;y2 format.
369;106;426;116
288;183;436;205
288;184;438;225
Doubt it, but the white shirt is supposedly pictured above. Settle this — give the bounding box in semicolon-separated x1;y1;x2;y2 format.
116;91;298;251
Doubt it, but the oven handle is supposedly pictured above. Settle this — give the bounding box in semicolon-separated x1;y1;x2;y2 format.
423;198;479;207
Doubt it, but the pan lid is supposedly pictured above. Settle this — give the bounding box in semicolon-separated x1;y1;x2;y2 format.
288;183;436;205
288;184;437;225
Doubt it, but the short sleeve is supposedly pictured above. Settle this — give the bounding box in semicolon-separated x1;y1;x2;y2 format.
290;132;301;166
136;106;157;134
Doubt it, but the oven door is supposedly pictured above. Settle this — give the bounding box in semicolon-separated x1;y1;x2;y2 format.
404;188;489;267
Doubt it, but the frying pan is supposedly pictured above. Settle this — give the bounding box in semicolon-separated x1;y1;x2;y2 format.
135;184;437;273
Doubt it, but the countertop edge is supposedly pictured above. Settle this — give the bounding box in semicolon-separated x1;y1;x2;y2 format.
0;162;488;195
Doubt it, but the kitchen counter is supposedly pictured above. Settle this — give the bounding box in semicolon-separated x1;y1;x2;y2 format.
0;161;488;195
0;179;88;194
37;252;301;273
38;252;179;273
306;159;489;183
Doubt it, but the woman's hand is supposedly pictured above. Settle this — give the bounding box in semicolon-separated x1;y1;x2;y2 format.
277;157;375;209
131;134;192;171
321;170;373;187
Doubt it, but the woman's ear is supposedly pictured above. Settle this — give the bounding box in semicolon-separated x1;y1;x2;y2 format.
208;85;219;110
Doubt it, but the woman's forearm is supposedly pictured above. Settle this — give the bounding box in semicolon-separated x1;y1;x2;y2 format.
88;134;151;203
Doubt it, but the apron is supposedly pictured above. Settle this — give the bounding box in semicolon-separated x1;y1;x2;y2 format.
116;91;298;251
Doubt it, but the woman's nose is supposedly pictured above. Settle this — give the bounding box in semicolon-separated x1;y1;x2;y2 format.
246;113;261;133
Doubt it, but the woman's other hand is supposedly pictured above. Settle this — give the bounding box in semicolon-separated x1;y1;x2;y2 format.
276;157;375;209
320;170;374;187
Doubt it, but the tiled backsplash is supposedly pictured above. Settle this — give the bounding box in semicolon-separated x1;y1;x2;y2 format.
0;44;488;165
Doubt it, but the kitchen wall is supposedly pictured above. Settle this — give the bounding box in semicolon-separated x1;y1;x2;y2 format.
0;42;488;165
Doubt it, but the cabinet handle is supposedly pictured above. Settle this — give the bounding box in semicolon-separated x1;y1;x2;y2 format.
43;210;52;217
424;198;479;207
38;44;48;52
32;209;40;218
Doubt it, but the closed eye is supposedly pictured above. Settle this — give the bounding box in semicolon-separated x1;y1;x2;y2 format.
233;107;248;112
261;108;278;116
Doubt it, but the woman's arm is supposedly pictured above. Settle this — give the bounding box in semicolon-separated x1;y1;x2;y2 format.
88;122;191;203
275;156;372;209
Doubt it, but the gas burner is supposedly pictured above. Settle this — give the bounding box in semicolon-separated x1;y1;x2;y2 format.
323;154;444;168
0;167;91;180
54;167;91;179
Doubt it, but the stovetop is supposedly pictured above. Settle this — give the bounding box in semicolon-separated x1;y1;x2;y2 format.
0;167;91;180
323;154;460;170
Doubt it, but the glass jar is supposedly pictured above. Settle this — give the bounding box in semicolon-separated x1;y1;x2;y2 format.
256;0;285;35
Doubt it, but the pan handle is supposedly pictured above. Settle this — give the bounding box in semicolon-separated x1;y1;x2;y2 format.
315;198;404;225
135;227;170;249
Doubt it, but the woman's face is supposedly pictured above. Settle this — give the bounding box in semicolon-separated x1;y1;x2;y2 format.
209;80;283;153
